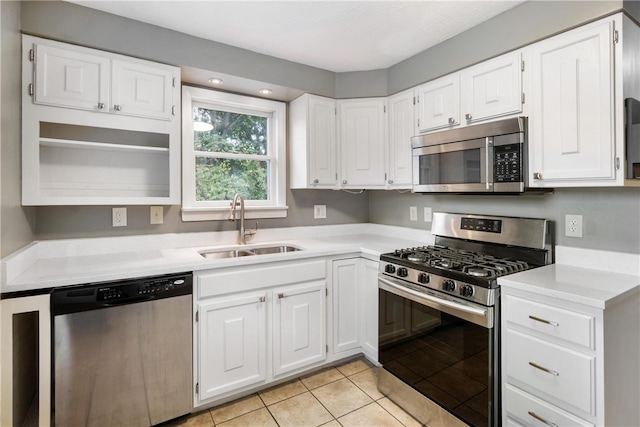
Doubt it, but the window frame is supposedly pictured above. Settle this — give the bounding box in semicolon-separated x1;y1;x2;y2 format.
181;86;287;221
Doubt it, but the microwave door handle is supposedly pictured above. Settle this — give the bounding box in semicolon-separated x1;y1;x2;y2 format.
486;137;494;190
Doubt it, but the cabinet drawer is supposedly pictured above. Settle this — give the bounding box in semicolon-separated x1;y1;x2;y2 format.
198;260;326;298
505;329;595;415
504;294;594;349
505;384;594;427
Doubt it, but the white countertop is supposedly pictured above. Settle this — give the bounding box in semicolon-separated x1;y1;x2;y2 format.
1;224;432;294
498;264;640;309
3;224;639;303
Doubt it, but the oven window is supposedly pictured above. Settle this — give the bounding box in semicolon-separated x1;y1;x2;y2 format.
379;289;493;427
418;149;481;185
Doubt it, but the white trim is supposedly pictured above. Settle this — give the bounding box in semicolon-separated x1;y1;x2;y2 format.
181;205;288;221
181;86;287;219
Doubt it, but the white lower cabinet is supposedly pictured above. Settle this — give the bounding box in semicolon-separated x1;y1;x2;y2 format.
501;286;640;426
197;291;267;401
194;260;327;407
330;257;379;363
273;281;326;376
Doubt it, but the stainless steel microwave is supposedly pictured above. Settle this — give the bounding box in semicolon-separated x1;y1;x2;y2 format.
411;116;527;193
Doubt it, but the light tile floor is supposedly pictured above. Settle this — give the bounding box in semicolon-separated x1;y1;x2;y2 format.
165;358;423;427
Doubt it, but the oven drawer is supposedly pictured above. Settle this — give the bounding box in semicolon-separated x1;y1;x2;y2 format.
504;294;595;349
505;384;594;427
505;329;595;415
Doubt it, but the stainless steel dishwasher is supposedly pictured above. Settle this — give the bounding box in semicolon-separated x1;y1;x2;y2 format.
51;272;193;427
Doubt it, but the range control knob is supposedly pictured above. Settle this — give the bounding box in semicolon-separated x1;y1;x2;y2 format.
384;264;396;274
417;273;430;284
443;280;456;292
397;267;409;278
460;285;474;297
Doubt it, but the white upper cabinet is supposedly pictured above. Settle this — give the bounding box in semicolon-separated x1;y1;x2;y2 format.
34;43;109;112
22;35;181;206
111;59;175;121
338;98;387;188
33;40;176;121
528;15;626;187
415;73;460;133
386;89;414;189
289;94;338;189
461;51;523;124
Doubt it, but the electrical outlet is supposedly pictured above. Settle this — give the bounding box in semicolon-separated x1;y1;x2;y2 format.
150;206;163;224
424;207;433;222
314;205;326;219
409;206;418;221
565;214;583;238
112;207;127;227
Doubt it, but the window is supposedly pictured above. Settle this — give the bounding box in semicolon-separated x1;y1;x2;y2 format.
181;86;287;221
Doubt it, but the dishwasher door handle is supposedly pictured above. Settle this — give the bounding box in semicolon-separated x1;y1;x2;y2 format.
102;295;153;307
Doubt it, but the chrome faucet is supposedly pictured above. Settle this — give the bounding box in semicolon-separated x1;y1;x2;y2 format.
228;193;257;244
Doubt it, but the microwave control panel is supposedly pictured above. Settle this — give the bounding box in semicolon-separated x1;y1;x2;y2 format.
494;144;522;182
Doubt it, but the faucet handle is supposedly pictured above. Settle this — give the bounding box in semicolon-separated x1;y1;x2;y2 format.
245;221;258;239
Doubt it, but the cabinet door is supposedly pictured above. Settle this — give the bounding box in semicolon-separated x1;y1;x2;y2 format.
273;281;326;376
308;96;338;187
197;292;267;401
415;74;460;133
461;51;523;123
529;19;616;186
360;259;379;361
339;98;387;188
34;43;109;112
111;59;175;121
332;259;360;354
387;89;414;189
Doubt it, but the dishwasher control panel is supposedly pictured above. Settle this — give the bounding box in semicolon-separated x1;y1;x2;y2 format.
52;273;193;315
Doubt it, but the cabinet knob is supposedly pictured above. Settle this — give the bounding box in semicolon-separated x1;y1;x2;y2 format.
342;180;347;185
533;172;543;180
448;117;455;124
277;293;285;299
97;103;105;110
388;179;394;184
113;105;122;112
258;296;266;303
313;179;319;184
465;113;472;120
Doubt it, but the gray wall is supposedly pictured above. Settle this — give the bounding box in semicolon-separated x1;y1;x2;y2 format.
5;0;640;256
369;189;640;254
1;1;35;257
387;0;626;94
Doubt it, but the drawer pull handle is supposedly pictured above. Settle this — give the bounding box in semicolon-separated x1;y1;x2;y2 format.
529;315;559;327
278;293;285;299
529;361;559;376
528;411;558;427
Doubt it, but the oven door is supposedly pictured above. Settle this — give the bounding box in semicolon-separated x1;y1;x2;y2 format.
412;137;493;193
378;276;499;427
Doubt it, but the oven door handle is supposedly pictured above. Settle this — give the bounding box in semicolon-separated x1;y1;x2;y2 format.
378;276;493;328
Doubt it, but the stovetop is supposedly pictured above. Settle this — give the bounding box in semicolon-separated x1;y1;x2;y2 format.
378;212;551;307
382;245;531;281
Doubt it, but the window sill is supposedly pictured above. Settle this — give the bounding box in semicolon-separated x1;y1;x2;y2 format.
181;206;288;222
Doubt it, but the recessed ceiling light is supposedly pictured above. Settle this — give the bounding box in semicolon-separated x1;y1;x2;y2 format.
193;121;213;132
208;78;223;85
258;88;273;95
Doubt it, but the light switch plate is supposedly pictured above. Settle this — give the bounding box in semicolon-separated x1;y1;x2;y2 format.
314;205;326;219
409;206;418;221
424;207;433;222
150;206;163;224
112;207;127;227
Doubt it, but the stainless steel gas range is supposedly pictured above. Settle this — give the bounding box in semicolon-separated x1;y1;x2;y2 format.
377;212;550;427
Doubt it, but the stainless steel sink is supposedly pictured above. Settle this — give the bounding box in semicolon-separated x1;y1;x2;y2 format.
199;245;301;259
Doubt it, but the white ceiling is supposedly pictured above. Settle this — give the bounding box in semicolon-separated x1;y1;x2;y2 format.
68;0;526;73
